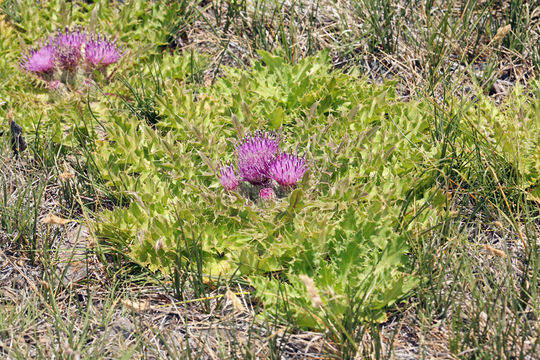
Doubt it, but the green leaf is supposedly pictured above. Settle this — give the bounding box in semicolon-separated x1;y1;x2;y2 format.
269;106;284;129
287;188;303;214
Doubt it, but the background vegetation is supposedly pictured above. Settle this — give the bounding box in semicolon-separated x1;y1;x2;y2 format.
0;0;538;358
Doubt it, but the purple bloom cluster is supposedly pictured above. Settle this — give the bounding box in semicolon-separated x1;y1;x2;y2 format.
20;26;122;80
217;130;308;197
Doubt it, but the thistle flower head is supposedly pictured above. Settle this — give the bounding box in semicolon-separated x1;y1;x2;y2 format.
218;163;240;191
85;35;122;67
54;26;87;49
268;152;308;187
53;27;87;70
20;43;56;74
259;187;275;200
236;131;280;184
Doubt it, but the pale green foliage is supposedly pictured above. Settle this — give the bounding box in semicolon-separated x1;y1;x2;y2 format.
91;51;443;328
470;82;540;196
77;51;540;328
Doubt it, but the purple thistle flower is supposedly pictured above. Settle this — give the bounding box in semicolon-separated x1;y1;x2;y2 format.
53;27;87;70
54;27;87;51
218;163;240;191
85;35;122;68
20;43;56;74
236;131;280;185
268;152;308;187
259;187;275;200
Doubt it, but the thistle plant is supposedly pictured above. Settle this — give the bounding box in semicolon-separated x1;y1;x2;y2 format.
85;35;123;70
218;163;240;191
236;130;280;185
20;42;56;78
217;130;308;201
53;27;87;72
20;26;123;89
268;152;308;187
259;187;275;200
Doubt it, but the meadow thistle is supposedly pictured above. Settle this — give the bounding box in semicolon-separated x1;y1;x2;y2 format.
85;35;122;68
216;130;308;199
236;131;280;185
20;42;56;75
53;27;87;70
218;163;240;191
259;187;275;200
20;26;123;86
268;152;308;187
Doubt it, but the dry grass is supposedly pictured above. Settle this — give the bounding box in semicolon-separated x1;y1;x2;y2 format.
173;0;538;101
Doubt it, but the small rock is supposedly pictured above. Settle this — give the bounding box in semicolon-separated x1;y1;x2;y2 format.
10;120;27;156
112;317;136;339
